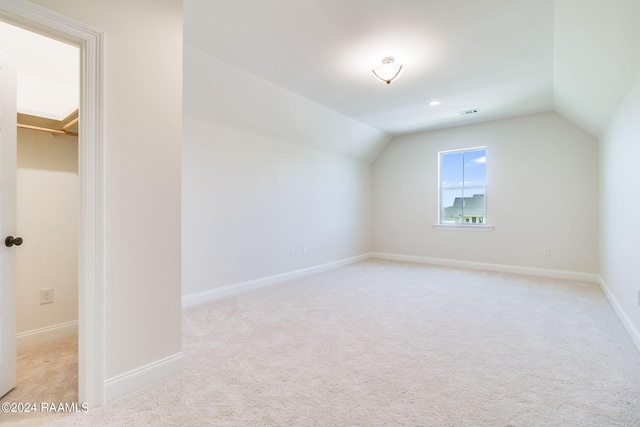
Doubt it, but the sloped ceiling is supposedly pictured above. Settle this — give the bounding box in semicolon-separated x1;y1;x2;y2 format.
554;0;640;138
185;0;640;140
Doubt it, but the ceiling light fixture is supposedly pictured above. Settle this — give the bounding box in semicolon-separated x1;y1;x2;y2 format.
372;57;403;84
429;100;441;106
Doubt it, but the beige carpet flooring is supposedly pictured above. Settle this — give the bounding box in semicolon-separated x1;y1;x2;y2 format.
5;259;640;426
0;335;77;426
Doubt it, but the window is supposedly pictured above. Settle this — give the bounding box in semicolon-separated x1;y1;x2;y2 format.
439;147;486;225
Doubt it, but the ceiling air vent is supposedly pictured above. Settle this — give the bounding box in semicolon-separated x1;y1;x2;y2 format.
458;108;480;116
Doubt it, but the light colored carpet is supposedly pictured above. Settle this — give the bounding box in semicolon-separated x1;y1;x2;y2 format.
0;335;77;426
9;259;640;425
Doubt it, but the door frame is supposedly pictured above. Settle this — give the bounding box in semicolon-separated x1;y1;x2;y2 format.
0;0;105;407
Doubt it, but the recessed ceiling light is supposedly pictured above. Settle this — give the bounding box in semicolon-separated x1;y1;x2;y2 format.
429;100;441;106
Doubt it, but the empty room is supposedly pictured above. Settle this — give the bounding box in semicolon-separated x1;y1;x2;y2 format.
1;0;640;426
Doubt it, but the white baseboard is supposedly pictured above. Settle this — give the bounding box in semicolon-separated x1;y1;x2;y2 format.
104;352;185;402
372;252;640;353
371;252;600;283
597;276;640;353
17;320;78;349
182;253;373;308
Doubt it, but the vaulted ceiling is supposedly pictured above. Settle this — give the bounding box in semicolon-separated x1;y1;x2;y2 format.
185;0;640;138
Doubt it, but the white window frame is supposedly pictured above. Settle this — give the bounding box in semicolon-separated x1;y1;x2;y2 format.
434;146;493;231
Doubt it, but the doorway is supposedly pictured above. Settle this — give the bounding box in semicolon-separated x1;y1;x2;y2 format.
0;19;80;407
0;0;105;408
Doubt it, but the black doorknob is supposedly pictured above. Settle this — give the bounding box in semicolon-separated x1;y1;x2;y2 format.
5;236;23;247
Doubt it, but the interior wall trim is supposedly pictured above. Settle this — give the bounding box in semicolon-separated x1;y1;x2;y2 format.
182;250;638;356
17;320;78;349
0;0;106;407
183;251;602;310
371;252;600;283
597;276;640;354
182;253;373;308
104;352;185;403
371;252;640;352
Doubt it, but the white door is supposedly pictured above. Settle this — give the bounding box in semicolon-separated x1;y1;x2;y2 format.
0;49;17;398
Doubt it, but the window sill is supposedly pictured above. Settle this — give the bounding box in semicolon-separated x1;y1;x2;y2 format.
432;224;494;231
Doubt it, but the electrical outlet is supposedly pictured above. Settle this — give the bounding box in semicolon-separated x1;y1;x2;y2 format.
289;249;295;258
542;248;550;256
302;247;308;256
40;288;54;305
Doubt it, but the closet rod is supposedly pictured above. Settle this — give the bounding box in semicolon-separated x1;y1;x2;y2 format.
62;117;78;131
17;123;78;137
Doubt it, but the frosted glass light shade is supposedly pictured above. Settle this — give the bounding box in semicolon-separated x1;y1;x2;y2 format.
372;57;403;84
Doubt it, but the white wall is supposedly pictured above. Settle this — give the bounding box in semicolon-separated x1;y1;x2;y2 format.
373;112;599;274
182;45;384;296
28;0;183;386
16;128;78;338
599;72;640;340
183;117;372;295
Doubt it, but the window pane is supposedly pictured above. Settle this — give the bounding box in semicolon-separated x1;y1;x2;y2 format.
438;147;487;225
463;150;486;186
441;189;463;223
462;188;486;224
441;152;463;188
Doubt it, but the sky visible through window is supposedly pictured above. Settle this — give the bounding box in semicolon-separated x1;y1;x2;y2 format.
441;149;486;221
